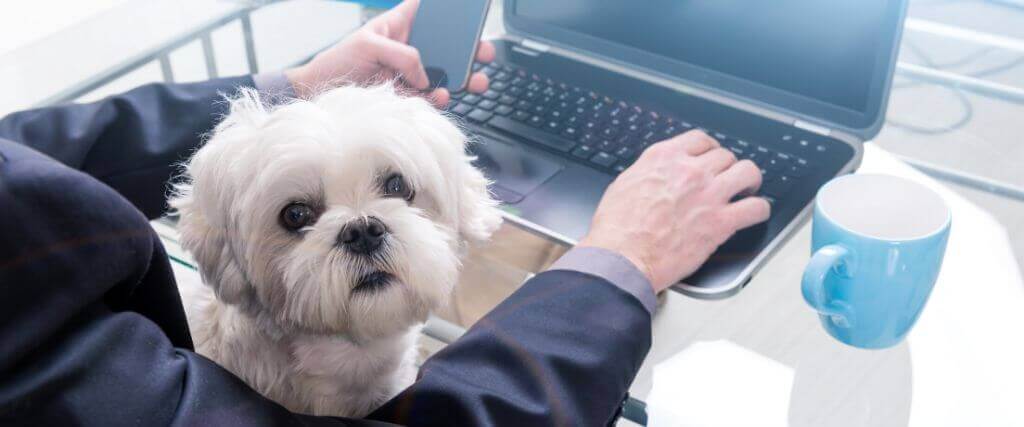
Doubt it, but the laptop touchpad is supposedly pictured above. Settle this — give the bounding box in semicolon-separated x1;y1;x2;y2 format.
470;139;563;204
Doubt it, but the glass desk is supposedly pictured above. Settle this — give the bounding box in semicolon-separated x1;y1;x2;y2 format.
158;143;1024;426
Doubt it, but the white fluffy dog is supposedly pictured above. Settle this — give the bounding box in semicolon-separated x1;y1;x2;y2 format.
170;84;501;417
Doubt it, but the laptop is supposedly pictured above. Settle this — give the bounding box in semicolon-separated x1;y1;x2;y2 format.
448;0;909;298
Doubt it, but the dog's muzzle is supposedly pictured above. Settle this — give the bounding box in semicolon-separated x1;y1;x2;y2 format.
338;216;387;255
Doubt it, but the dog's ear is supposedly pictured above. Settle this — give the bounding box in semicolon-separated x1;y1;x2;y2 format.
168;89;267;308
456;151;503;244
172;196;254;307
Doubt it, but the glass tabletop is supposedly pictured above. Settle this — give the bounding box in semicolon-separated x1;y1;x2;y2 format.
157;141;1024;426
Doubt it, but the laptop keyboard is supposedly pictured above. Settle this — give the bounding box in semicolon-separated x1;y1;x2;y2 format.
448;61;816;203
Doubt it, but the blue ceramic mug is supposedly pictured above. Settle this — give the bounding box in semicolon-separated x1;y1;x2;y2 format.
802;174;951;349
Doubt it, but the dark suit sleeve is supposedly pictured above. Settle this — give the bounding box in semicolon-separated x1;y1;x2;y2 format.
0;139;370;427
0;76;253;219
370;270;652;427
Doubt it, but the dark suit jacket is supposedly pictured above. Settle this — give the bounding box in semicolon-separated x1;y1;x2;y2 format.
0;76;651;426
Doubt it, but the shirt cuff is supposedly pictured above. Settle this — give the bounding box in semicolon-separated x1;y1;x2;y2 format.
252;72;297;101
548;247;657;314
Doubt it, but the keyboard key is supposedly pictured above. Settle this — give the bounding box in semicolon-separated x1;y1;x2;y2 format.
488;116;579;153
614;146;636;159
591;151;618;168
450;103;472;116
572;145;595;159
787;164;810;177
477;99;497;111
762;175;794;197
467;109;493;123
478;61;788;179
451;91;466;100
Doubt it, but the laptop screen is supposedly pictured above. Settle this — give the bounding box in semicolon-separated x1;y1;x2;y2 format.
512;0;904;129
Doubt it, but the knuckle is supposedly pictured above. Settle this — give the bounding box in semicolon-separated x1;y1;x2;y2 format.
646;141;671;157
693;130;719;147
684;129;708;140
740;159;762;182
400;51;418;67
723;149;738;163
758;198;773;217
356;36;377;52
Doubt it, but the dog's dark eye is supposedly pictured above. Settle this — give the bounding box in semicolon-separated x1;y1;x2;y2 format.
280;202;315;231
383;173;414;201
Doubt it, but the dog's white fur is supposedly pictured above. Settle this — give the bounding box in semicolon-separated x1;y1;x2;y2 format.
171;84;501;417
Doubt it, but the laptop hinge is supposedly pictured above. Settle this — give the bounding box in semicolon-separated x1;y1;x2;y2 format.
520;38;551;53
793;120;832;136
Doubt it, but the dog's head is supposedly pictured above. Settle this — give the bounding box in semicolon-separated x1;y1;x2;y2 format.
171;85;501;341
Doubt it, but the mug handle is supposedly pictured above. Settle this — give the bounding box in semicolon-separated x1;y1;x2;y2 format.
802;244;857;328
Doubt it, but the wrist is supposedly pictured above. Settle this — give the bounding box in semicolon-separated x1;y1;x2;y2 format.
577;238;656;291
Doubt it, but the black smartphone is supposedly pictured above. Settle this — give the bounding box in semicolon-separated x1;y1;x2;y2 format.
408;0;492;92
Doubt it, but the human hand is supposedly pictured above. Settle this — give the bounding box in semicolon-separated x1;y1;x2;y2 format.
578;131;771;293
284;0;495;107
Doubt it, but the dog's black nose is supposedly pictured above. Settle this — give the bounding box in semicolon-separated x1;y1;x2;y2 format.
339;217;387;254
